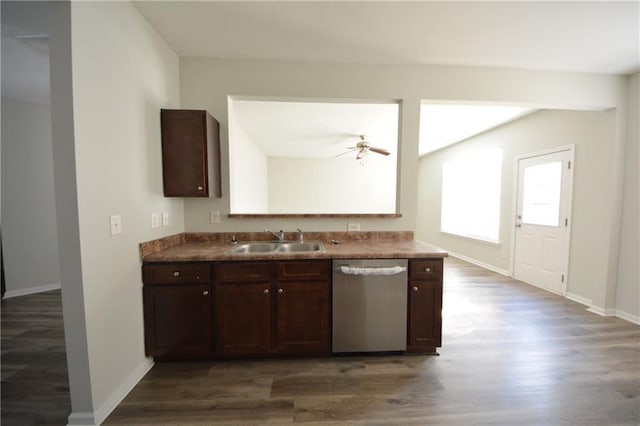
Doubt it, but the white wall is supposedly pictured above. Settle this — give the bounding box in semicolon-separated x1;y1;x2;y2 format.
268;156;396;214
228;111;268;213
615;72;639;321
1;96;60;297
179;59;627;235
416;109;621;315
51;2;183;424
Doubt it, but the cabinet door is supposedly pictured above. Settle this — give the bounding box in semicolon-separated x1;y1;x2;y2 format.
143;284;212;360
160;109;221;197
276;281;330;355
407;280;442;353
215;282;272;357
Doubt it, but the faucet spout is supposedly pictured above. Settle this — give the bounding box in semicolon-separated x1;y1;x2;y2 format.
264;229;285;241
297;228;304;243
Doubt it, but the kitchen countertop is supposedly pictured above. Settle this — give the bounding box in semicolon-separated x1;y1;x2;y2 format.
141;232;448;262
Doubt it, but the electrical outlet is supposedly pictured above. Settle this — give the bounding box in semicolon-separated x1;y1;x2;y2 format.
110;215;122;235
151;212;161;228
210;210;220;224
162;212;169;227
347;223;360;231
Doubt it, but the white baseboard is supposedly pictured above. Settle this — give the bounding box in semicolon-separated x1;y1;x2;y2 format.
66;358;154;426
67;412;96;426
94;358;154;425
587;306;617;317
446;251;510;276
614;309;640;325
566;292;592;307
4;282;61;299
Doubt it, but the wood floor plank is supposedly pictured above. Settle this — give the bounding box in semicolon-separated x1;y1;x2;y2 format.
1;290;71;426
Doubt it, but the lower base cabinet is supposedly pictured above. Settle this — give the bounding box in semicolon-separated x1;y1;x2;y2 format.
276;281;330;355
214;261;331;358
143;284;213;360
142;258;442;361
215;282;272;356
406;259;443;353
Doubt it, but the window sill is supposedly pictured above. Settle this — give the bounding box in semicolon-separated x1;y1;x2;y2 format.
439;230;501;246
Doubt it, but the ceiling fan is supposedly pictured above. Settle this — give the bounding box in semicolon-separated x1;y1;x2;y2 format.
336;135;390;160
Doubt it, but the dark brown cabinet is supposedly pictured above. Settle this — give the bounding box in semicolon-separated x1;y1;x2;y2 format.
214;263;272;357
276;261;331;355
160;109;221;198
214;260;331;358
143;263;213;360
407;259;443;354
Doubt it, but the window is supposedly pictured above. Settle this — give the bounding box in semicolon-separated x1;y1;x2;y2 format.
521;161;562;227
441;148;503;243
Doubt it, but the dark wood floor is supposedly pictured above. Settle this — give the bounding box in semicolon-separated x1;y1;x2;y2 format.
2;258;639;425
1;290;71;426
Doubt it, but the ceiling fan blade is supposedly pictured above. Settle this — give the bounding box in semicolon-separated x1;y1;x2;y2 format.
335;149;356;158
369;146;390;156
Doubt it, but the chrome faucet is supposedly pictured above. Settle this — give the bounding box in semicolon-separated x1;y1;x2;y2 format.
265;229;285;241
297;228;304;243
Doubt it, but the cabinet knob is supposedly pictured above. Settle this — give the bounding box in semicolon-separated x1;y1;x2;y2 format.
263;289;269;294
424;267;432;273
412;286;419;292
202;290;209;296
278;288;284;294
197;186;203;191
173;271;180;277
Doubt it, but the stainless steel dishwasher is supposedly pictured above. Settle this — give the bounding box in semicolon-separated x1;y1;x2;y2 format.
332;259;408;353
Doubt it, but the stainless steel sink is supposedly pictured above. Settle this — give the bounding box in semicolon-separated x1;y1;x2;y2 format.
276;242;324;253
228;241;324;254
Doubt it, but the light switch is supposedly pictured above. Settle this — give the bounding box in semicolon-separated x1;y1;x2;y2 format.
162;212;169;227
151;212;161;228
110;215;122;235
210;210;220;224
347;223;360;231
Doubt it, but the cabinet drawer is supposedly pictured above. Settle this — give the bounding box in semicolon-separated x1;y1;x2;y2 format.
214;262;271;282
276;261;331;281
409;259;443;281
143;263;211;285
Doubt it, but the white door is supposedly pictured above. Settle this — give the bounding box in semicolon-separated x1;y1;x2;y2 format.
513;148;573;294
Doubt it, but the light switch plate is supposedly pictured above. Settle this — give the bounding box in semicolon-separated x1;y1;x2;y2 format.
210;210;220;224
162;212;169;227
347;223;360;231
151;212;160;228
110;215;122;235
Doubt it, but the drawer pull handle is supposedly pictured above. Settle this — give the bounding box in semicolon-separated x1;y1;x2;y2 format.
202;290;209;296
263;289;269;294
413;286;419;292
278;288;284;294
173;271;180;277
424;267;432;273
197;186;203;191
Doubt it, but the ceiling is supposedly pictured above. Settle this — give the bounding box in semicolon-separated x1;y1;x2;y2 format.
133;1;639;75
1;1;50;104
231;99;399;158
419;104;537;155
2;1;637;152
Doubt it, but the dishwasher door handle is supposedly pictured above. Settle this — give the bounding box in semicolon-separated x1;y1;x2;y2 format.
336;265;407;276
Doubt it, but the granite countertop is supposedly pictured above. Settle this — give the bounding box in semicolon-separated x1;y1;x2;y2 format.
141;232;448;263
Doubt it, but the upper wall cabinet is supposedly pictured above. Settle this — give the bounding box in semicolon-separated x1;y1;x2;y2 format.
160;109;222;198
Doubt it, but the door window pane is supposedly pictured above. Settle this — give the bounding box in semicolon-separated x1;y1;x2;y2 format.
521;161;562;226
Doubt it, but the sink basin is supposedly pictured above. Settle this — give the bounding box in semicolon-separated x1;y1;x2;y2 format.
228;241;324;254
276;242;324;253
228;242;279;253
